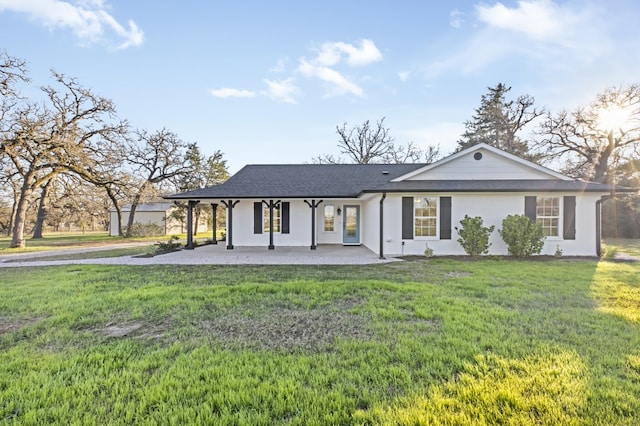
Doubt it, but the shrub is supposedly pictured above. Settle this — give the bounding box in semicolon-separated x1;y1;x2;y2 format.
499;214;545;257
124;222;164;237
455;215;495;256
155;235;182;253
424;243;434;257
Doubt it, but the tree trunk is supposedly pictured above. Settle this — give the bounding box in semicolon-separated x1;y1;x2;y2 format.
194;207;200;236
32;177;56;239
105;187;124;236
125;194;142;237
10;177;34;248
592;132;617;183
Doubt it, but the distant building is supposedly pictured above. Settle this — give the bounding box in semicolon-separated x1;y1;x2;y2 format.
109;202;208;236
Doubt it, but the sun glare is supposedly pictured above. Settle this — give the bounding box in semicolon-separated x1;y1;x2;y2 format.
597;105;631;132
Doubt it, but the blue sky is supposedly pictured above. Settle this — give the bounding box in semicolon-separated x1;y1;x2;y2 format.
1;0;639;173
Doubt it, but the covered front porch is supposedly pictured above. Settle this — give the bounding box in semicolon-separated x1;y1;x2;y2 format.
182;196;387;257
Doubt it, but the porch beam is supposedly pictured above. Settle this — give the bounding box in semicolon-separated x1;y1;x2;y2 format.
186;200;200;250
221;200;239;249
304;199;323;250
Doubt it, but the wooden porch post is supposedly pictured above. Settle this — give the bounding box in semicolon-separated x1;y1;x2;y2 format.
304;200;323;250
211;203;218;245
221;200;239;249
186;200;199;250
262;200;281;250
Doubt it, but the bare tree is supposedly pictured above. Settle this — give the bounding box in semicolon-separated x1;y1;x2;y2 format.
535;84;640;183
1;71;127;248
313;117;441;164
123;128;189;236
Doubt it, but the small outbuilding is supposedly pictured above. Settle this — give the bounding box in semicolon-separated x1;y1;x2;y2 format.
109;202;208;237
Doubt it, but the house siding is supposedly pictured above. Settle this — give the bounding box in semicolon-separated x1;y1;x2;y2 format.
379;192;602;257
406;149;555;181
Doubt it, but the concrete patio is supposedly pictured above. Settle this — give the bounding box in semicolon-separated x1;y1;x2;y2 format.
0;244;401;267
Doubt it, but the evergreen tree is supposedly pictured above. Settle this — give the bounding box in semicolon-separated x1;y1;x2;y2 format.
456;83;544;161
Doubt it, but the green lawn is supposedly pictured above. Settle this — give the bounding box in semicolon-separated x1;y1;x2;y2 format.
604;238;640;258
1;259;639;424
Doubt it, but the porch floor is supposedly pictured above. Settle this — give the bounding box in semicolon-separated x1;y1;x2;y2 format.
0;244;400;267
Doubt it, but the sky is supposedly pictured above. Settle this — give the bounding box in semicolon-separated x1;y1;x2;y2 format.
1;0;639;173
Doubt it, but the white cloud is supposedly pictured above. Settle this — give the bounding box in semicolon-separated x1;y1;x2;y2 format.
299;58;363;98
398;70;410;82
268;57;288;73
423;0;608;80
210;88;256;99
475;0;578;41
315;39;383;67
297;39;381;98
263;78;298;104
449;10;464;28
0;0;143;49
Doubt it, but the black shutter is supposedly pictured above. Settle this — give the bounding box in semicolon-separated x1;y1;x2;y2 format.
281;202;290;234
440;197;452;240
563;196;576;240
525;196;537;222
402;197;414;240
253;202;262;234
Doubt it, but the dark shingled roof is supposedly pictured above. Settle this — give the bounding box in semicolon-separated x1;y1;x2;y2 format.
166;164;629;200
166;164;423;199
365;179;624;193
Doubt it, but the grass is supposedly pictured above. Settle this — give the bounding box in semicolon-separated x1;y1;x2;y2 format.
1;259;639;424
604;238;640;258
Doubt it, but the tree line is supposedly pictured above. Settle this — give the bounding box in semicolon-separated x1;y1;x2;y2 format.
0;51;228;248
313;83;640;238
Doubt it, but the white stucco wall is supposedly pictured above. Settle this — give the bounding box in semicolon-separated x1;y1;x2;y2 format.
229;200;322;247
219;192;604;257
379;192;604;257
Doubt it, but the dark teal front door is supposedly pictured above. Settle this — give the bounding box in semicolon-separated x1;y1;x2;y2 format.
342;205;360;244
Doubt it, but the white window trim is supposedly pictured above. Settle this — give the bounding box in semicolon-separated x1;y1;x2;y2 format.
322;204;336;233
537;196;561;240
414;196;439;240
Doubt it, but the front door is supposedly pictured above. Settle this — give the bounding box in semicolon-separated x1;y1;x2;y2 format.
342;205;360;245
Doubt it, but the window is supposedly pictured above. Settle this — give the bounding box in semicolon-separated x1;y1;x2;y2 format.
414;197;438;237
264;205;280;233
323;205;335;232
536;197;559;237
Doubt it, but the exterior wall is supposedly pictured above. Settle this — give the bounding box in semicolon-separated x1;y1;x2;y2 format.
381;192;603;257
220;193;603;256
406;149;555;181
230;200;313;247
361;196;381;252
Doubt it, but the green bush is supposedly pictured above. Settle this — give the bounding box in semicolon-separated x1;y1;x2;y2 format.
499;214;545;257
155;235;182;253
124;222;164;237
455;215;495;256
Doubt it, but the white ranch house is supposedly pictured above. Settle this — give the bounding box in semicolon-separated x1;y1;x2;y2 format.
166;144;631;257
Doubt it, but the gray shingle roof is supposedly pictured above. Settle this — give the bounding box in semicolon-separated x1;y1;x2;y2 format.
166;164;423;199
166;164;628;200
366;179;624;193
